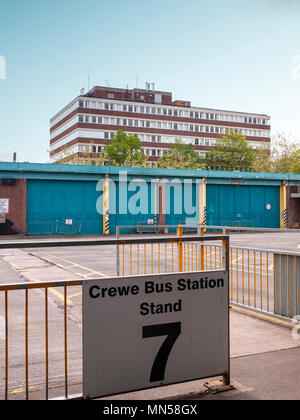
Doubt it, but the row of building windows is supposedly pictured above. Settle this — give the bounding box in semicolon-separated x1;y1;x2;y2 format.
75;131;264;154
78;100;269;125
77;144;207;159
100;131;219;146
77;115;270;138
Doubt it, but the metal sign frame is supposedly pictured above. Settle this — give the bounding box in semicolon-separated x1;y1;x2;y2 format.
82;239;230;400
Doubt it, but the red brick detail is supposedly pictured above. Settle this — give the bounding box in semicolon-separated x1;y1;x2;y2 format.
0;179;27;234
50;121;271;147
50;107;271;134
50;135;270;158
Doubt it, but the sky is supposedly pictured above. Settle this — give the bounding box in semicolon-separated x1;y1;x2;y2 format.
1;0;300;163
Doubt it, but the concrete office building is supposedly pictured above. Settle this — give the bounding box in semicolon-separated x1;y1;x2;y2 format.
50;85;271;167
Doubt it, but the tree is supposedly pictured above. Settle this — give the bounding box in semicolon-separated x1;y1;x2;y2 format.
271;133;300;174
101;130;147;167
158;139;205;170
252;143;272;173
289;149;300;174
252;133;300;174
206;129;255;171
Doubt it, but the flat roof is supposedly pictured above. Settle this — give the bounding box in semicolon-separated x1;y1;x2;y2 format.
51;87;271;121
0;162;299;186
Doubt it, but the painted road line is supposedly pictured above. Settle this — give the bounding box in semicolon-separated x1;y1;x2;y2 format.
68;291;82;299
11;386;39;395
47;254;109;278
231;305;294;328
2;257;19;269
231;255;243;265
2;256;49;270
30;278;73;305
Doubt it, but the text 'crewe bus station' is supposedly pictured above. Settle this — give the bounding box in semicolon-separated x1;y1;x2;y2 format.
83;269;229;399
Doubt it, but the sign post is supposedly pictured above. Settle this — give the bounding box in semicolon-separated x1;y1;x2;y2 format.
83;269;230;399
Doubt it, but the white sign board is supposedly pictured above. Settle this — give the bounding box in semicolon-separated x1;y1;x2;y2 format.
83;271;229;399
65;219;73;225
0;199;9;214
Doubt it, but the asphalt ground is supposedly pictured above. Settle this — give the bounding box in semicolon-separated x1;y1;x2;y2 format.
0;231;299;400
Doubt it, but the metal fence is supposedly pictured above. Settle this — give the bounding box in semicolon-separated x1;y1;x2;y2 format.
115;224;299;317
0;235;228;400
177;241;300;319
1;230;299;400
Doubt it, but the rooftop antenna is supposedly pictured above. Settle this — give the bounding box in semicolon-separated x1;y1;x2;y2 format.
136;74;139;88
146;82;155;91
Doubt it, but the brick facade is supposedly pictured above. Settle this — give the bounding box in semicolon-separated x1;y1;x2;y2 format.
0;179;27;234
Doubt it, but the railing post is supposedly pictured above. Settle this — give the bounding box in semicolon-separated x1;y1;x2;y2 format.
223;235;230;387
116;227;120;276
200;228;205;271
177;226;183;272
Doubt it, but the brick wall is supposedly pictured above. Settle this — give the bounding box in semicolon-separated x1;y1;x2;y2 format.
0;179;27;234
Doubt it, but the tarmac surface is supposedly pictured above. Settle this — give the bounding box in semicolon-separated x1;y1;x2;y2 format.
0;231;299;400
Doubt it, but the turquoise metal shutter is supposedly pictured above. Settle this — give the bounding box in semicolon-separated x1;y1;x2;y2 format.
26;180;102;235
207;185;280;228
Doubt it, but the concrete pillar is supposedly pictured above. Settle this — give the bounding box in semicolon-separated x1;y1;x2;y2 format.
103;175;110;235
199;179;207;227
280;182;287;229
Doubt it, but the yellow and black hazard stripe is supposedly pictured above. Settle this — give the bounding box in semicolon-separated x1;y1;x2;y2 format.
104;216;110;235
281;208;288;229
202;207;207;226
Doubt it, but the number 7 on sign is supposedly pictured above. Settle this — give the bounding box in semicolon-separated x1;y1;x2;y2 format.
143;322;181;383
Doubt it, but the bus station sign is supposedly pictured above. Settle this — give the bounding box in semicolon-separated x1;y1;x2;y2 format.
83;270;229;399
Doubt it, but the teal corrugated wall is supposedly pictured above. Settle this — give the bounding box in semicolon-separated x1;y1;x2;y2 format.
26;180;102;235
26;179;280;235
110;181;155;234
206;185;280;228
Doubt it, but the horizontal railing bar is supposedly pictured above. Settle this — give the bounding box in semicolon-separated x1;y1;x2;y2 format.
228;245;300;257
0;235;227;250
0;270;227;292
191;241;300;258
117;224;300;234
197;244;300;257
117;225;179;230
231;303;296;325
0;279;83;291
202;242;300;257
195;225;300;233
